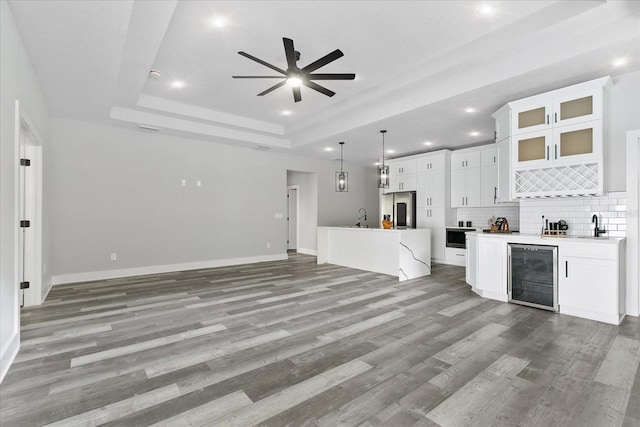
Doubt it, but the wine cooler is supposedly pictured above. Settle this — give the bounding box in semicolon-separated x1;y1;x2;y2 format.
508;244;558;312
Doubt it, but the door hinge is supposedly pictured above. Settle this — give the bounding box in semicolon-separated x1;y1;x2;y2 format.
20;281;30;289
20;158;31;166
20;220;31;228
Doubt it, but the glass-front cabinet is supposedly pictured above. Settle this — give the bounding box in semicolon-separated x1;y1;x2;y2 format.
513;120;602;168
511;87;603;136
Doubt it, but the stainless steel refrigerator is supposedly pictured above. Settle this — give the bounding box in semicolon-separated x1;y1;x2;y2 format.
381;191;416;229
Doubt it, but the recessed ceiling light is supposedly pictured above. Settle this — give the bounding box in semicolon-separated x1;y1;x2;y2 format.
423;141;434;146
386;149;395;154
149;69;162;79
465;107;476;113
171;80;185;89
612;57;628;67
282;110;292;116
211;16;227;28
478;4;495;16
374;162;381;166
324;147;334;152
470;131;480;137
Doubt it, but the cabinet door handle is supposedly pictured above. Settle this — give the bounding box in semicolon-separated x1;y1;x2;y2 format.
565;260;568;278
494;187;497;204
546;114;549;125
547;146;549;160
555;144;558;159
462;197;464;205
462;161;464;167
507;255;511;293
554;112;558;123
493;156;496;163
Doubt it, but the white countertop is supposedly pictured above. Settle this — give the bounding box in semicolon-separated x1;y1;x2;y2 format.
318;226;427;233
468;230;625;245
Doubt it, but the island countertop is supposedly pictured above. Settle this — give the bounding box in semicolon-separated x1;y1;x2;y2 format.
317;227;431;281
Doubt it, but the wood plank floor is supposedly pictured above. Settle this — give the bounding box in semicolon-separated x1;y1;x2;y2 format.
2;253;639;426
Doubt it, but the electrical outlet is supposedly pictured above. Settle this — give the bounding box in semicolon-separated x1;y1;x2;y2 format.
266;242;271;249
181;179;187;187
110;253;117;261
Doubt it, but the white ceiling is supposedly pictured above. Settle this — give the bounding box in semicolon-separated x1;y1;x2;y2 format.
7;0;640;165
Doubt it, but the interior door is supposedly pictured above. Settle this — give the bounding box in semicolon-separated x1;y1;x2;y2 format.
18;133;35;307
287;188;298;251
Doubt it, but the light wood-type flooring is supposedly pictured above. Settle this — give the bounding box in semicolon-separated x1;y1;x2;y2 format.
1;253;639;426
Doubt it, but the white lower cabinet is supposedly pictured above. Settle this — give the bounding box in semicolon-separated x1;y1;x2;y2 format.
476;237;507;302
559;242;625;325
417;208;446;261
465;233;477;289
467;234;625;325
445;247;466;266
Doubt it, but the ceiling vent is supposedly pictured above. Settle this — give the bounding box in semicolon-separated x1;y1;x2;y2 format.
138;124;161;132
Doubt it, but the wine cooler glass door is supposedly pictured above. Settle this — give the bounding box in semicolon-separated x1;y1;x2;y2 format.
508;244;558;311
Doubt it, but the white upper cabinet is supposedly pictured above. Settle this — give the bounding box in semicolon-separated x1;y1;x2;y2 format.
451;149;481;207
495;76;612;198
511;84;605;136
417;154;446;172
480;147;498;206
451;150;480;170
512;120;602;169
388;158;417;175
385;158;417;193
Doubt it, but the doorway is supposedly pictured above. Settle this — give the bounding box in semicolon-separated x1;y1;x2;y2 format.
287;186;299;251
17;111;43;307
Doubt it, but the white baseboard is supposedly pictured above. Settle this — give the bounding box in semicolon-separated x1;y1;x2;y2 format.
52;254;288;285
0;331;19;384
296;248;317;256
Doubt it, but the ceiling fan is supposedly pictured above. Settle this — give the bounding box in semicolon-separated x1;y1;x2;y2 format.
232;37;355;102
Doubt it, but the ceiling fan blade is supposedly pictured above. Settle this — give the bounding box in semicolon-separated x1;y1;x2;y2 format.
232;76;286;79
257;80;287;96
302;49;344;73
308;73;356;80
283;38;297;70
302;80;335;98
292;86;302;103
238;51;286;74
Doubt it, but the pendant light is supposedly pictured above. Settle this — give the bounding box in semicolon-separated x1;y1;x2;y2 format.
377;130;389;189
336;141;348;192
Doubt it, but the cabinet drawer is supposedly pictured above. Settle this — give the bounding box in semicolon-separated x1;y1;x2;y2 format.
563;243;617;260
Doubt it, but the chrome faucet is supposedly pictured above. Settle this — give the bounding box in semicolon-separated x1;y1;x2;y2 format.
592;214;606;237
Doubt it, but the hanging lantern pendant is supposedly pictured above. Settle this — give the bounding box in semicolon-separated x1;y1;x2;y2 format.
336;141;348;192
377;130;389;189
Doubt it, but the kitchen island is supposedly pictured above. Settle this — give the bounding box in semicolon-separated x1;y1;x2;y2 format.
317;227;431;281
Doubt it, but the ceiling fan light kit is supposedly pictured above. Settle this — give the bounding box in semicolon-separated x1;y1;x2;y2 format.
233;37;355;102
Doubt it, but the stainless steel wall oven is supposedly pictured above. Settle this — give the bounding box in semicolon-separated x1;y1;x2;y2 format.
446;228;474;249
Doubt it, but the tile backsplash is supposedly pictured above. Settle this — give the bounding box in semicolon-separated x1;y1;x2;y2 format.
456;206;520;230
519;192;626;237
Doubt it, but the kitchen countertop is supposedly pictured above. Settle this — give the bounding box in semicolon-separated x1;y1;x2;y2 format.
319;226;426;232
467;230;625;245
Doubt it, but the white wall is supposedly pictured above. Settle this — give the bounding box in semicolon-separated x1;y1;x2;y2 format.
0;0;51;382
50;118;379;282
608;71;640;192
